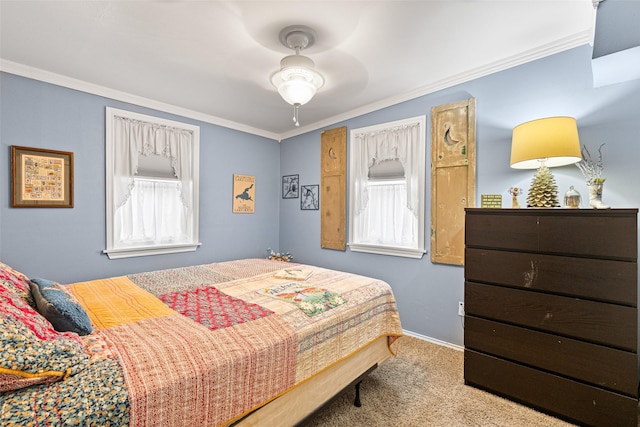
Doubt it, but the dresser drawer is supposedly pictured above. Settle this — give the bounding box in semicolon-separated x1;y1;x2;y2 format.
538;214;637;261
465;248;637;305
465;209;638;260
465;210;538;251
465;282;637;351
465;316;638;396
465;350;638;427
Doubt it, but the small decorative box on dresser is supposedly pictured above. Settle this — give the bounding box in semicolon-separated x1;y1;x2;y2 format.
464;208;638;427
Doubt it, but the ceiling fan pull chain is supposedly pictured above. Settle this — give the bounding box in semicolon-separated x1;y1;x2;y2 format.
293;103;300;127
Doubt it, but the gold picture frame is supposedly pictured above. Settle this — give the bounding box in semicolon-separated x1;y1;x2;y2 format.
11;145;74;208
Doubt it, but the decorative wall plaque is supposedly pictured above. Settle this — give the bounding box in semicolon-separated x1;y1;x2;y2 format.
320;126;347;250
431;98;476;265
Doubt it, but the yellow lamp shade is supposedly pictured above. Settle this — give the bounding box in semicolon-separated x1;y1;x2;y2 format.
510;116;582;169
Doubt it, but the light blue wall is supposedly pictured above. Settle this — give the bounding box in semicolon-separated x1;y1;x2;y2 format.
279;44;640;346
592;0;640;58
0;73;281;283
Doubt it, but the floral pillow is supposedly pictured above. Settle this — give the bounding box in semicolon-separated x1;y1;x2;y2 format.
0;283;89;392
0;261;35;307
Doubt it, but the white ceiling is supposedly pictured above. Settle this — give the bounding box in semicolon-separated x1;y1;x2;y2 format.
0;1;595;140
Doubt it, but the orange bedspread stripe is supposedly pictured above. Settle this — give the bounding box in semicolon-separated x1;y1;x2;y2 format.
68;276;176;329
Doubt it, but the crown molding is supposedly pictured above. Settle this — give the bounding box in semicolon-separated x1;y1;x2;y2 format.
0;59;280;142
278;30;593;141
2;29;591;143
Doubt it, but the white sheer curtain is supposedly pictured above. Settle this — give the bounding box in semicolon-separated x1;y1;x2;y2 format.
352;122;422;216
112;115;194;209
115;179;189;245
355;181;416;246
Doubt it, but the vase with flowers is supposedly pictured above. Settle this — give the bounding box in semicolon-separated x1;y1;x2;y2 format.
575;143;610;209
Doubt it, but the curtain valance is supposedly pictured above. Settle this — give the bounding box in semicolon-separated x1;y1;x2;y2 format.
352;122;421;216
113;115;194;210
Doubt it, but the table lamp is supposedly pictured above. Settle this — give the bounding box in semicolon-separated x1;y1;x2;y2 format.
510;116;582;207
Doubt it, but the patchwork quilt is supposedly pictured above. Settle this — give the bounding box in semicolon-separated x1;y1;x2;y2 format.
0;259;402;426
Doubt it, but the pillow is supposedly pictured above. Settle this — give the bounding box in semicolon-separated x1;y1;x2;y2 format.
30;278;93;336
0;261;35;307
0;283;89;392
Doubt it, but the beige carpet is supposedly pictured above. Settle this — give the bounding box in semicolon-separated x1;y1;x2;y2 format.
301;336;575;427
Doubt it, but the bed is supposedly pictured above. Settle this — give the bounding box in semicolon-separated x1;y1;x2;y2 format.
0;258;402;426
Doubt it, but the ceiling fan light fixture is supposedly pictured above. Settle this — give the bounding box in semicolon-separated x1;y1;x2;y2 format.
271;26;325;126
271;57;324;106
275;78;318;106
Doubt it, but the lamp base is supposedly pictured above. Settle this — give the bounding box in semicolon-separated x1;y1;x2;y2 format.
526;165;560;208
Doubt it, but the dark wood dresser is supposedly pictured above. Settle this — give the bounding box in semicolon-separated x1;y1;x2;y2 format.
464;208;638;427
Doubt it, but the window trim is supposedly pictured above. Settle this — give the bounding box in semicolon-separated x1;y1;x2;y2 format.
348;115;427;259
104;107;201;259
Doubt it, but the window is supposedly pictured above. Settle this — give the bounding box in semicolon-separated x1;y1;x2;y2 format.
104;107;200;259
348;115;426;258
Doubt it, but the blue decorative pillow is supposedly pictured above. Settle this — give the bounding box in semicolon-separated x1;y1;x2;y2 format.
30;278;93;336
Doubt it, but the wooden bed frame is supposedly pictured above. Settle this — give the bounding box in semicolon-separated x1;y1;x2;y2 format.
230;335;395;426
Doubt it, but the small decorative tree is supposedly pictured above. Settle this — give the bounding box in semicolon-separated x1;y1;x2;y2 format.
526;165;560;208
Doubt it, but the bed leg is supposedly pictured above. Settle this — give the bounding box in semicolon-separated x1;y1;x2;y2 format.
354;381;362;407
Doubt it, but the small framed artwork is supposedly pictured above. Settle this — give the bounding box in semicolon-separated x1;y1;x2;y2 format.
11;145;74;208
232;174;255;213
282;174;299;199
301;185;319;210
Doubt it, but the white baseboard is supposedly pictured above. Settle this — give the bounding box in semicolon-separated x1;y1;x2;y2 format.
402;329;464;352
